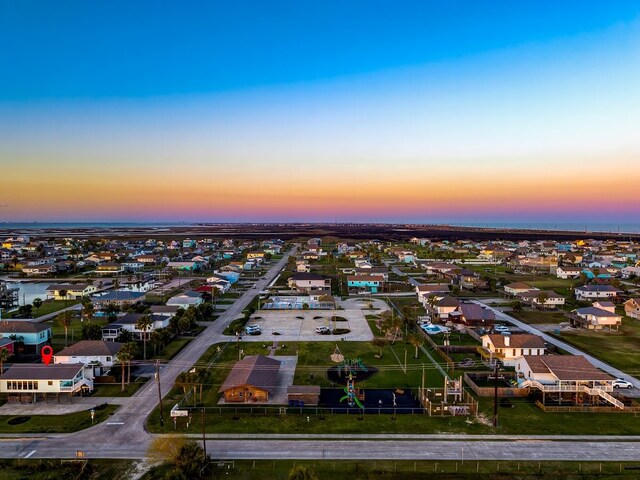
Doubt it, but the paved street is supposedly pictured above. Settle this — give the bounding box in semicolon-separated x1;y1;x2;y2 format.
2;263;640;462
0;250;295;460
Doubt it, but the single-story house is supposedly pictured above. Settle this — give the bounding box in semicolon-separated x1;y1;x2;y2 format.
46;284;98;301
515;355;620;408
569;304;622;331
346;275;385;293
92;291;145;308
574;285;621;301
95;262;125;275
166;291;204;309
504;282;536;296
22;264;57;276
219;355;281;403
54;340;123;379
515;290;565;308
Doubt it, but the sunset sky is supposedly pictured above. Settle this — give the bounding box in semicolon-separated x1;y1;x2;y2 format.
1;2;640;224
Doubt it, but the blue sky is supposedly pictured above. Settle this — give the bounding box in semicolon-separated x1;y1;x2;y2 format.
1;2;639;224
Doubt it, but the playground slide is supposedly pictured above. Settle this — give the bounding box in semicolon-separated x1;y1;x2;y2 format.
340;387;365;410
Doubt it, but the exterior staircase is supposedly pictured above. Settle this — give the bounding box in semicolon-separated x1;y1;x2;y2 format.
521;379;624;409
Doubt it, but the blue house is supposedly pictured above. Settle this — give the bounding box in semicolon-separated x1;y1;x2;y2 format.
347;275;384;293
0;321;51;354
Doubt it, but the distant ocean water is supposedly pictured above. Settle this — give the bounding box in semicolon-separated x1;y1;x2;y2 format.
0;221;639;234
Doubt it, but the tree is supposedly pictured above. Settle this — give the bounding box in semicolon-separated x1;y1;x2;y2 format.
288;466;319;480
136;314;153;360
537;291;549;310
511;300;523;313
56;310;74;347
115;349;132;392
32;297;43;311
81;323;102;340
58;289;68;306
17;304;33;318
123;342;138;384
147;437;208;479
407;332;423;359
0;348;11;376
81;297;95;323
150;330;162;356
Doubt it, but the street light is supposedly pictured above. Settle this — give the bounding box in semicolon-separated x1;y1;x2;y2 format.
90;408;95;424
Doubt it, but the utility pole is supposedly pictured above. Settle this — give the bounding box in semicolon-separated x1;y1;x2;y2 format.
155;360;164;427
493;360;499;428
201;407;207;457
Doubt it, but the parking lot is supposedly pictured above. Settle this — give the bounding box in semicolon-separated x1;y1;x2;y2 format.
237;307;375;342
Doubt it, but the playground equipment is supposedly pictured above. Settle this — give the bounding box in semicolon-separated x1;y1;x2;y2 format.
339;373;365;409
336;356;368;377
330;344;345;363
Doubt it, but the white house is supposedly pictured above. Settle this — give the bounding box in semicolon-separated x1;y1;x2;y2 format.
54;340;123;379
621;266;640;279
624;298;640;320
287;273;331;293
46;284;98;300
504;282;536;296
556;266;582;279
166;291;204;309
574;285;620;301
515;290;565;308
415;284;450;307
0;364;92;401
481;334;546;366
101;313;171;341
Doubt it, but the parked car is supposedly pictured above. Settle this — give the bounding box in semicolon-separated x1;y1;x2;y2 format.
494;325;509;332
613;379;633;389
315;326;330;334
245;324;261;334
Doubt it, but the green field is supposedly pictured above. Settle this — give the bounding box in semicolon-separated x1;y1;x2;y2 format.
47;317;109;351
509;310;568;325
550;317;640;374
143;460;640;480
0;459;133;480
0;404;118;433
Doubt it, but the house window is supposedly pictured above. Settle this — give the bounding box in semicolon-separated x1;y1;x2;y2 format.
238;392;243;397
48;381;53;386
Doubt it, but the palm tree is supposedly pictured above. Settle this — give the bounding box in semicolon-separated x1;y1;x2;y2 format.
150;330;162;356
136;314;153;360
56;310;74;347
0;348;11;376
32;297;43;311
407;332;423;359
81;298;95;323
123;342;138;384
115;350;132;392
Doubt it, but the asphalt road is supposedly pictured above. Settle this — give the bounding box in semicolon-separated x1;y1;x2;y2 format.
0;250;295;460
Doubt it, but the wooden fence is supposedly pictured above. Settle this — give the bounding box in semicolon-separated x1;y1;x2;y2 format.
535;400;640;413
464;372;530;398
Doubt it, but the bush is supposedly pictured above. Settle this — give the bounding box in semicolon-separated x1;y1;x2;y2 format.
7;416;30;425
224;318;249;336
332;328;351;335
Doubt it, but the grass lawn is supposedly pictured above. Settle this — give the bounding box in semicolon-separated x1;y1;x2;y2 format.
0;459;133;480
91;377;148;397
550;317;640;374
144;460;640;480
46;317;109;351
0;404;119;433
509;309;568;325
153;337;192;361
33;300;82;318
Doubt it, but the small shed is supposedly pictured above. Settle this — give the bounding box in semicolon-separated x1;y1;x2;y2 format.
287;385;321;406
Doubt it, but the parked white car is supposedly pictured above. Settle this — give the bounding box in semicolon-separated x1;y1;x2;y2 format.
613;378;633;389
315;326;330;334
